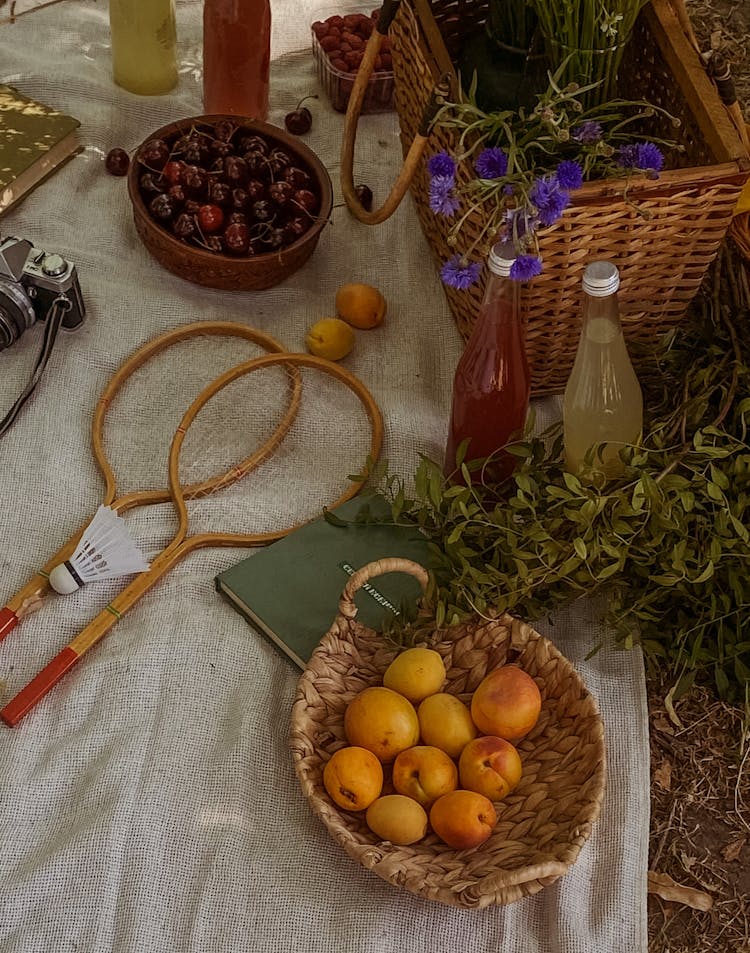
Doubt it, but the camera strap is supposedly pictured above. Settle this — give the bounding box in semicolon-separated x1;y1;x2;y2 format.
0;295;71;440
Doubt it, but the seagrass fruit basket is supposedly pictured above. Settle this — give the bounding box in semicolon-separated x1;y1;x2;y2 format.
290;558;606;908
387;0;750;395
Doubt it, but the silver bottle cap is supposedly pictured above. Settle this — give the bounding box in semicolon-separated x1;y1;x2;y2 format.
487;241;515;277
582;261;620;296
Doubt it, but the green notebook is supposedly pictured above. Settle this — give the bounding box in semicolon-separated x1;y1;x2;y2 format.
0;85;81;216
215;497;432;668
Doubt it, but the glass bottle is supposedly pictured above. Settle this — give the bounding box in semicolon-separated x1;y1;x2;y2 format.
109;0;178;96
444;242;531;484
563;261;643;479
203;0;272;119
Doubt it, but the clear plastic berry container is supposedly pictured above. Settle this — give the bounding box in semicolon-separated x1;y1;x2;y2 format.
311;7;395;114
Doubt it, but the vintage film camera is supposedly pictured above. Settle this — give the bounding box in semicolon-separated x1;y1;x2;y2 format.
0;236;85;436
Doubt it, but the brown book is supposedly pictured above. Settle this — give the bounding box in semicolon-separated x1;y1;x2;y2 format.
0;84;81;216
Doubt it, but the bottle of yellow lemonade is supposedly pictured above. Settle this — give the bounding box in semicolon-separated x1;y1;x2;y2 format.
109;0;178;95
563;261;643;479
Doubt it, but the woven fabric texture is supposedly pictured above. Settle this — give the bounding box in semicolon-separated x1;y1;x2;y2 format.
0;3;648;951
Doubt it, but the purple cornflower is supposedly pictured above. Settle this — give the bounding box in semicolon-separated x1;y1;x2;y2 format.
529;175;571;227
504;206;537;241
617;142;664;172
427;150;456;181
634;142;664;172
555;159;583;191
474;147;508;179
572;121;603;144
440;255;482;290
510;255;543;281
429;175;460;216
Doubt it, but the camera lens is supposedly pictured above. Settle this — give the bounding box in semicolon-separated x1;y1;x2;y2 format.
0;278;36;351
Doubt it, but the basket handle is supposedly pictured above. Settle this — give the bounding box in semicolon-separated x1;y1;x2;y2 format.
338;557;429;619
340;0;449;224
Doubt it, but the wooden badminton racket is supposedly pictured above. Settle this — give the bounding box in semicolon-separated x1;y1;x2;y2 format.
1;352;383;726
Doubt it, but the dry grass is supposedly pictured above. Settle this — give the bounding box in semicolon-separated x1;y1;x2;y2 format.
646;676;750;952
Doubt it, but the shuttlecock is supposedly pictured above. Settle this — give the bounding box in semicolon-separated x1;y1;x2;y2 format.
49;505;150;594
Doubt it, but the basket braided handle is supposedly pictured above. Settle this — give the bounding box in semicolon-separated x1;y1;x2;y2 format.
337;557;429;619
340;0;448;224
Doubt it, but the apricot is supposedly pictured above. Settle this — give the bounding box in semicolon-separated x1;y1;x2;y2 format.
417;692;477;759
458;735;522;802
470;665;542;742
323;745;383;811
335;282;387;329
382;646;446;703
343;686;420;762
365;795;428;845
429;789;497;850
391;745;458;808
304;317;355;360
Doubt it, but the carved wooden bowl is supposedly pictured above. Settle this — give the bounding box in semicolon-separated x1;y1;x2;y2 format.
126;115;333;291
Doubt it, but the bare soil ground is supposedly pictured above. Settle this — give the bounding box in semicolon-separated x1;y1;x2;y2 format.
649;9;750;953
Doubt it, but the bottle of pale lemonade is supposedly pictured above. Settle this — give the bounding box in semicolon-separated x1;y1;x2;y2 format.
563;261;643;478
109;0;178;95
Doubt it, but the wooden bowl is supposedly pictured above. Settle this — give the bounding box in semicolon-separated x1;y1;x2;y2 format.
290;558;607;908
126;115;333;291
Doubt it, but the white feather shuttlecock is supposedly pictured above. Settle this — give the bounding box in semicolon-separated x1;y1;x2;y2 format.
49;505;150;594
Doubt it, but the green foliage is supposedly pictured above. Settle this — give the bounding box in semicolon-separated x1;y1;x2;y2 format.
353;243;750;702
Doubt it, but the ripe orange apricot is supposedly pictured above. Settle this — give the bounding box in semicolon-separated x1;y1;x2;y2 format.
458;735;522;801
470;665;542;742
429;789;497;850
335;282;387;329
343;686;420;762
417;692;477;758
391;745;458;808
323;745;383;811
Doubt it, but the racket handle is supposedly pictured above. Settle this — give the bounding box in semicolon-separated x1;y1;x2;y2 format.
0;647;79;727
0;606;19;641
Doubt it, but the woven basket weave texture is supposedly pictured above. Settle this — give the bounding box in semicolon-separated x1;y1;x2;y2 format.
290;558;606;909
388;0;750;396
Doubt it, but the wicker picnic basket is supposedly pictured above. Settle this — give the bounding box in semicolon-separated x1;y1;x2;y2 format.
343;0;750;396
290;558;606;908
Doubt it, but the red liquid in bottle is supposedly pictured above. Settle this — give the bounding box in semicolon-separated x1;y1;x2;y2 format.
203;0;271;119
445;290;530;484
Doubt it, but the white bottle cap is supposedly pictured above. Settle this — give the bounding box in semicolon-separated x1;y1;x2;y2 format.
582;261;620;296
487;241;515;277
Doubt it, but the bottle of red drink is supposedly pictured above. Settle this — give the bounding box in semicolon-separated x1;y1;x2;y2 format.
444;242;531;483
203;0;271;119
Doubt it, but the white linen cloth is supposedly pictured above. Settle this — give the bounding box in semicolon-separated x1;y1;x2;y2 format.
0;2;649;951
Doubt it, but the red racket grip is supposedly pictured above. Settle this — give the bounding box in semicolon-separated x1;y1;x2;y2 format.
0;606;19;641
1;647;80;727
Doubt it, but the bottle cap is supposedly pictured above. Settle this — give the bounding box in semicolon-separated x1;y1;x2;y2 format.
487;241;516;277
582;261;620;296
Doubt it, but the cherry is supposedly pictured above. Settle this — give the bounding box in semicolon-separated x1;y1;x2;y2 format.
182;135;211;164
163;160;186;185
224;221;250;255
167;183;187;208
105;147;130;176
268;148;292;175
293;189;318;213
173;213;197;239
245;179;266;201
268;181;294;207
183;166;208;198
355;183;373;212
251;199;274;222
208;179;232;206
239;135;268;155
140;172;165;196
283;166;311;190
283;216;309;242
197;203;225;234
214;119;237;142
202;235;225;253
284;96;317;135
139;138;170;170
231;188;250;211
210;139;234;158
264;226;286;249
149;193;175;222
228;211;248;226
243;150;268;177
224;155;249;186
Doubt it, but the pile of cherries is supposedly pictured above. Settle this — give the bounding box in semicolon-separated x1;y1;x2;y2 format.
312;10;391;74
132;119;323;257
